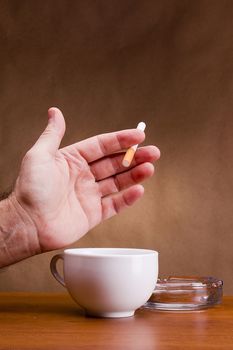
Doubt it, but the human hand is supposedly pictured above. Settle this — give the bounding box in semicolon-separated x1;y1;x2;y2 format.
12;108;160;251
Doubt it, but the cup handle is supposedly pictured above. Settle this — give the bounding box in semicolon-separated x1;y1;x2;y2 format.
50;254;66;287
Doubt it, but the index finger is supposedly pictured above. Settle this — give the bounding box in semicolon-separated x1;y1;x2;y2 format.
70;129;145;163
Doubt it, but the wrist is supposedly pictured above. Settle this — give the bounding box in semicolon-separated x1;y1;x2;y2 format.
0;193;41;267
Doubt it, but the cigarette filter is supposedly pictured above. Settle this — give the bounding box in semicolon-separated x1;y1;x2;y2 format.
122;122;146;167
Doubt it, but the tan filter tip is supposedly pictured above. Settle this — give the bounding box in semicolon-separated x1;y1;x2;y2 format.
122;147;135;167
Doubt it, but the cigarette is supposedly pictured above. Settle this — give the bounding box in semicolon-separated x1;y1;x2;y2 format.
122;122;146;167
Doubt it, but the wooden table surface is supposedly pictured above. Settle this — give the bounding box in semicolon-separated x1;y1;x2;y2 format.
0;293;233;350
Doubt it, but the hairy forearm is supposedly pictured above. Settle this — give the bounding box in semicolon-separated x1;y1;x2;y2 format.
0;194;41;267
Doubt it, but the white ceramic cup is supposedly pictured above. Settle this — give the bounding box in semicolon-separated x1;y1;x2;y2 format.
50;248;158;318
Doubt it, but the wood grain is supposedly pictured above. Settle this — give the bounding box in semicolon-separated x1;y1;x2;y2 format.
0;293;233;349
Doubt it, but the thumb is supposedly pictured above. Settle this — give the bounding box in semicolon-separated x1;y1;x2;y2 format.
33;107;66;155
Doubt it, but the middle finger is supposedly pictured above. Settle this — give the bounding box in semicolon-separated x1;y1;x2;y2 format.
90;145;160;181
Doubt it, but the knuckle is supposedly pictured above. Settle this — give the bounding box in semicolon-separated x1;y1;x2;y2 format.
24;149;36;161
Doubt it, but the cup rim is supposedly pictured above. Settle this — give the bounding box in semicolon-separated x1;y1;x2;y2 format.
63;248;158;258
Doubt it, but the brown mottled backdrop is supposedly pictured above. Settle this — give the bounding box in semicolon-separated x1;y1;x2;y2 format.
0;1;232;293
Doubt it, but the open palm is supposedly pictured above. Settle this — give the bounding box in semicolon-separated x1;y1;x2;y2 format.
13;108;160;251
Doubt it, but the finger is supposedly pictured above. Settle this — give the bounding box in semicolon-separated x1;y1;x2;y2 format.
99;162;154;197
91;145;160;181
71;129;145;163
32;107;66;155
101;184;144;220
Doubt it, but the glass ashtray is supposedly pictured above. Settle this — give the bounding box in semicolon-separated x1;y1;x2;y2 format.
143;276;223;311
